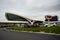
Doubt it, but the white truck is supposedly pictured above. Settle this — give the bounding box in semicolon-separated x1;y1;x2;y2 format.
44;22;57;27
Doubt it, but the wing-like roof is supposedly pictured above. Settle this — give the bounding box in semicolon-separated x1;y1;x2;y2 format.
5;12;31;23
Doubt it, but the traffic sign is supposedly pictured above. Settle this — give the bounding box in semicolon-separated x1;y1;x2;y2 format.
45;15;52;19
45;15;52;27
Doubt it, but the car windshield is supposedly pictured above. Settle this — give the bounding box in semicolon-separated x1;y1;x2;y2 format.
50;23;54;24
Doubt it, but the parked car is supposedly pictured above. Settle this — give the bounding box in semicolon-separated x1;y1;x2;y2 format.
24;24;32;28
39;24;44;27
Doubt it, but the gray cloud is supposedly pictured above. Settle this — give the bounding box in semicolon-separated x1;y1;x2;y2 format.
0;0;60;21
27;0;60;13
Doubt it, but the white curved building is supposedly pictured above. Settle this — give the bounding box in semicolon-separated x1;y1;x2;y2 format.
0;12;43;27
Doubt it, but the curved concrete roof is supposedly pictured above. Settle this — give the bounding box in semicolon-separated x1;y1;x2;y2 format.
5;12;32;23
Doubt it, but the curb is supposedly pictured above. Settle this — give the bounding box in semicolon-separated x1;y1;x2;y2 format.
4;28;60;36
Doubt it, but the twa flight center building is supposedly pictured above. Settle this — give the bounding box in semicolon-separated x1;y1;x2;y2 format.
0;13;43;27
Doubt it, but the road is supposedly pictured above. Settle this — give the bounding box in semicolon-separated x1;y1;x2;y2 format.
0;28;60;40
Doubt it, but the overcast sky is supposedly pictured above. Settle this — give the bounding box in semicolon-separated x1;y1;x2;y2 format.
0;0;60;21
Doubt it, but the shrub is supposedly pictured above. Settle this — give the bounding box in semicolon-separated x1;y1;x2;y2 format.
6;26;60;34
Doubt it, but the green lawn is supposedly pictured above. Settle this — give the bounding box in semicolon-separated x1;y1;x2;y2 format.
6;26;60;34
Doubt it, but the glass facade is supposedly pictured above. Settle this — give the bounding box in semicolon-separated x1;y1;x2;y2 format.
5;13;28;21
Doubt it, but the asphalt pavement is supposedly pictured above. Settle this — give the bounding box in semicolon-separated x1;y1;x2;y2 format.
0;28;60;40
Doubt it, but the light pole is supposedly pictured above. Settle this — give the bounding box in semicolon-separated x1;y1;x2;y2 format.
48;19;50;27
